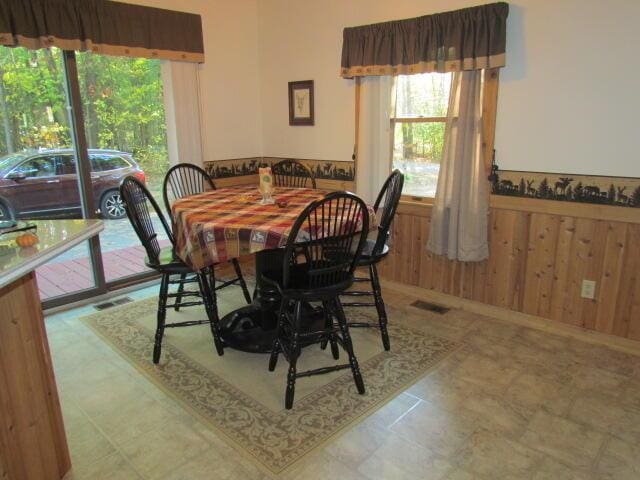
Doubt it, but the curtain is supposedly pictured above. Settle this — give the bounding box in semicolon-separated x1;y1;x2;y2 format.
0;0;204;63
161;62;205;168
341;2;508;78
356;76;394;204
426;70;489;261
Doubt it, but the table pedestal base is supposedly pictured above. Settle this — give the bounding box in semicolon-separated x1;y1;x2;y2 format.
219;249;324;353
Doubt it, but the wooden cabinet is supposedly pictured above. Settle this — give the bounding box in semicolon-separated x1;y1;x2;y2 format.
0;272;71;480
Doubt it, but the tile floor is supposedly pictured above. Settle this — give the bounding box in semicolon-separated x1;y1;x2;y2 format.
46;285;640;479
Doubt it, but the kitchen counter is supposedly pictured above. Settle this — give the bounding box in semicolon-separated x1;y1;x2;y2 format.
0;219;103;288
0;219;103;480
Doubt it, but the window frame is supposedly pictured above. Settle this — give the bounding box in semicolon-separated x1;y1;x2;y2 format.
391;68;500;204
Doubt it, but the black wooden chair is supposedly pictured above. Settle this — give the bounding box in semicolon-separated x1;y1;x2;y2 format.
340;170;404;351
163;163;252;305
270;159;317;189
263;191;370;409
119;176;224;363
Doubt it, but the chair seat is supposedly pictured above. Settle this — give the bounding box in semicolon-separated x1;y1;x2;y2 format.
355;239;390;266
262;263;353;300
145;246;193;274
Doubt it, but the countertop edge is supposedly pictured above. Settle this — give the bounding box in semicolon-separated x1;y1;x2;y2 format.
0;220;104;289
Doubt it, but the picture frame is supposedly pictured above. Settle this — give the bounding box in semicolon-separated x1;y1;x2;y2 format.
288;80;314;126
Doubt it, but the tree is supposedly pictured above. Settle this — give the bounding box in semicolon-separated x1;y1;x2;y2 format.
538;178;550;198
631;186;640;207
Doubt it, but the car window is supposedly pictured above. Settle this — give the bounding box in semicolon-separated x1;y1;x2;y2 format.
90;154;130;172
13;156;56;178
55;155;77;175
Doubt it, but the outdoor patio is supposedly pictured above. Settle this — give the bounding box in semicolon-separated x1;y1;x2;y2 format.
36;214;168;300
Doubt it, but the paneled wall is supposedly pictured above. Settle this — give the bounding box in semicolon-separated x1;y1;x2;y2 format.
377;198;640;341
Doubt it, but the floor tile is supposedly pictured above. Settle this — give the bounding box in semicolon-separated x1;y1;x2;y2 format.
532;456;592;480
66;452;142;480
65;417;117;471
504;372;574;417
520;411;605;469
357;433;452;480
389;399;478;457
324;419;389;466
456;429;542;479
452;353;520;391
596;436;640;480
569;395;640;444
119;418;212;479
91;392;178;446
458;392;532;438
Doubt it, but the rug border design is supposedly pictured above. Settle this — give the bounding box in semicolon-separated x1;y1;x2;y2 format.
81;298;461;475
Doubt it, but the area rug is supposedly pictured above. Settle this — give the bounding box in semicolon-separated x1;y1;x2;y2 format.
81;287;460;474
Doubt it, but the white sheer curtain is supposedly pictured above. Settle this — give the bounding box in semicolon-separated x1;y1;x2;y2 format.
426;70;489;261
161;61;205;167
355;76;393;204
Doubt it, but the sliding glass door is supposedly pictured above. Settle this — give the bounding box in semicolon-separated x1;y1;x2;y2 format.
0;46;171;307
75;51;170;284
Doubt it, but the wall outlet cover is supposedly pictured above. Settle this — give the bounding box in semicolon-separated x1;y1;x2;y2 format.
581;280;596;299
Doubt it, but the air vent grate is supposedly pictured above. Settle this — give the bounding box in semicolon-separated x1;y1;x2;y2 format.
411;300;450;314
94;296;134;311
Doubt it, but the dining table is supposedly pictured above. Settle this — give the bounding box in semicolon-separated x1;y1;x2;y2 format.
171;185;377;353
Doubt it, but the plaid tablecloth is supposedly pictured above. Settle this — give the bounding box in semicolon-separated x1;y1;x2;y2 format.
171;186;377;270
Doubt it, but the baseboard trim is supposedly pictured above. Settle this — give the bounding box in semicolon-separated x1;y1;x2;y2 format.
381;279;640;357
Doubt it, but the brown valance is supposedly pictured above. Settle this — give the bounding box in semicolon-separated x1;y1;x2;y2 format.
0;0;204;63
340;2;508;77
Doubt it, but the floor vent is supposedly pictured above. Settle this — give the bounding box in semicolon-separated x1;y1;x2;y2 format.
411;300;450;314
94;296;134;311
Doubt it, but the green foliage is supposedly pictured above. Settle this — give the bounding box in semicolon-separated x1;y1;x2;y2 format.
0;47;168;178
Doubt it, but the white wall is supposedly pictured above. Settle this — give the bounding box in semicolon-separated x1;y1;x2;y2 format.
127;0;263;161
256;0;640;177
137;0;640;178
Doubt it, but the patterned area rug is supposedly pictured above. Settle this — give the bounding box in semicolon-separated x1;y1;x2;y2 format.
82;288;460;474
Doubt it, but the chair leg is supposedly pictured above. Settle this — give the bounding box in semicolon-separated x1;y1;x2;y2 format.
269;299;288;372
197;268;224;356
320;300;339;360
232;258;252;304
174;273;186;311
285;300;302;409
153;273;170;364
320;300;330;350
370;263;391;351
333;298;365;394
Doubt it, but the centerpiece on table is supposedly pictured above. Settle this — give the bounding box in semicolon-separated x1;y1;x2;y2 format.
259;166;275;205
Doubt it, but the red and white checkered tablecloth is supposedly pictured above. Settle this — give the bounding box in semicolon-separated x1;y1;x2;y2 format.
171;186;377;270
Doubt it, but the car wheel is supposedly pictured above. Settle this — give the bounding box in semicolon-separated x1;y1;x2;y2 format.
0;202;13;221
100;191;127;219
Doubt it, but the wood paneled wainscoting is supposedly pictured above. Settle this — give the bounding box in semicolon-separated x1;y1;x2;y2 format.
377;196;640;341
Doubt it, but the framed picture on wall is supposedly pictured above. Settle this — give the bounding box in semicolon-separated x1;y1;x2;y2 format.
288;80;314;126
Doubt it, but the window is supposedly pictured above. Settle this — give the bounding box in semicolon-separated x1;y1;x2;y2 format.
391;73;452;198
14;157;56;178
90;154;131;172
55;155;76;175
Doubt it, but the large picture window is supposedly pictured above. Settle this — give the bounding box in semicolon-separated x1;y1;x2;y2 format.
391;73;452;198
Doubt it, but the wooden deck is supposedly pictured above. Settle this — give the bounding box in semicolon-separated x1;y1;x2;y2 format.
36;244;156;300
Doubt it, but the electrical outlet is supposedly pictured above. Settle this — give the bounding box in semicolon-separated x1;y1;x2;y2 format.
581;280;596;299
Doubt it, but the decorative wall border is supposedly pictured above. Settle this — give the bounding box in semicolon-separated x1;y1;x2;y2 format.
204;157;355;182
491;170;640;208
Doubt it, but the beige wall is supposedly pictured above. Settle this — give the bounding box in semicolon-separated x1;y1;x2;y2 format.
127;0;263;161
256;0;640;177
137;0;640;177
